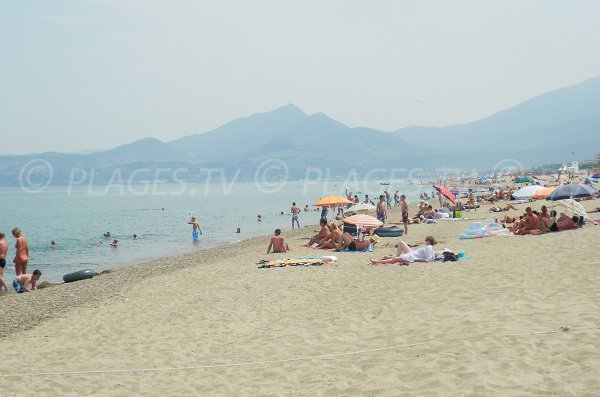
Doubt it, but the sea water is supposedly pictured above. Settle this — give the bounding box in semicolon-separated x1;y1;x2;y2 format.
0;180;431;282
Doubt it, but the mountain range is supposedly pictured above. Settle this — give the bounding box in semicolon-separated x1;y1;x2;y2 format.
1;77;599;186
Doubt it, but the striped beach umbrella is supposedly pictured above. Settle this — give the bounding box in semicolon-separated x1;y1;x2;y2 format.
342;214;383;228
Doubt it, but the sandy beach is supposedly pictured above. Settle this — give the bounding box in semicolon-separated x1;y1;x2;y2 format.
1;198;600;396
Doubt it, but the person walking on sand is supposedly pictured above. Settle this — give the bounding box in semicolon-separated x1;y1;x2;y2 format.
12;270;42;293
291;202;301;229
12;227;29;276
377;195;387;224
400;194;409;236
267;229;290;254
188;217;202;241
0;231;9;291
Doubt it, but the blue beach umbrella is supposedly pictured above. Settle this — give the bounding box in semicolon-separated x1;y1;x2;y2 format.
546;184;598;201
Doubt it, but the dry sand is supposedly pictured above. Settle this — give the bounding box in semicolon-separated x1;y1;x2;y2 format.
1;198;600;396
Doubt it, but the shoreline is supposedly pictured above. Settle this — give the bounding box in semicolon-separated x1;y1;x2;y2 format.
0;223;317;338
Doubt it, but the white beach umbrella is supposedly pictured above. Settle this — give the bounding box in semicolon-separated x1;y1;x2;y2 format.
554;199;590;220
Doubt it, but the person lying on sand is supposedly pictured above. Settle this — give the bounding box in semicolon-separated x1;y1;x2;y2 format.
370;236;437;265
267;229;290;254
553;213;580;232
489;203;519;212
334;233;379;251
304;218;330;247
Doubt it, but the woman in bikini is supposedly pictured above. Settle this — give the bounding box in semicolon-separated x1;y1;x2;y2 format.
12;227;29;276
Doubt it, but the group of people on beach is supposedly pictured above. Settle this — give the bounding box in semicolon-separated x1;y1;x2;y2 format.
0;228;42;293
497;205;582;235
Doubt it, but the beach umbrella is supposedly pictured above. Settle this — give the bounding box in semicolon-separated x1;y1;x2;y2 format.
342;214;383;228
511;185;546;200
346;203;376;214
432;185;457;205
546;184;598;201
531;186;557;200
554;199;590;220
515;176;534;183
313;195;353;207
592;172;600;179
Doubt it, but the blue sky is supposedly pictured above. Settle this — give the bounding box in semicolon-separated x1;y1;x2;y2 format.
2;0;600;154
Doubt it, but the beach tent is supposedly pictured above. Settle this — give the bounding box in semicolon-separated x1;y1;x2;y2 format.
515;176;535;183
511;185;546;200
531;186;557;200
546;184;598;201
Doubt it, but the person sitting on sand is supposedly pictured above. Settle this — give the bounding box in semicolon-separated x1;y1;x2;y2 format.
370;236;437;265
335;233;379;251
12;270;42;293
516;207;540;235
267;229;290;254
318;223;344;249
304;218;330;247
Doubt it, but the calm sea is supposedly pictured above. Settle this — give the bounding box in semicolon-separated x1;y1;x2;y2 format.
0;180;431;282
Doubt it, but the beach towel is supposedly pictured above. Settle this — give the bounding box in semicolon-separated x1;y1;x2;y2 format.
258;256;337;268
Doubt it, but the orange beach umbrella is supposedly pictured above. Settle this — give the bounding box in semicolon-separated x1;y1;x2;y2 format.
312;195;353;207
531;186;557;200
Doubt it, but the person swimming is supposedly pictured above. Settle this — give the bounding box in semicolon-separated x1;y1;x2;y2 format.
103;232;111;239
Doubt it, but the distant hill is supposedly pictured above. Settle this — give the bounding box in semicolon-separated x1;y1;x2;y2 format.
393;76;600;162
1;77;599;186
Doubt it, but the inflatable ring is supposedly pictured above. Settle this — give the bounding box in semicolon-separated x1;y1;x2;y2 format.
373;226;405;237
63;269;96;283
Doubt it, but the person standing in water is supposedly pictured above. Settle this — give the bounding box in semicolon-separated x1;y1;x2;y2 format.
291;202;301;229
188;217;202;241
0;231;9;291
12;227;29;276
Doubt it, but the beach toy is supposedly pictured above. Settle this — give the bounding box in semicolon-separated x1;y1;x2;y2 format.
457;252;465;258
63;269;97;283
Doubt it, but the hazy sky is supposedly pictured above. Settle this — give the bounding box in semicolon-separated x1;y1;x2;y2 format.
2;0;600;154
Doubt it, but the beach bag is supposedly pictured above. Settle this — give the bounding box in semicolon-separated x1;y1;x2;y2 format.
442;251;459;262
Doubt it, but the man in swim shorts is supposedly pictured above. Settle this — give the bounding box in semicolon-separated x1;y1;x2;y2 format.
400;195;409;235
0;231;9;291
13;270;42;293
188;217;202;241
291;202;301;229
377;195;387;224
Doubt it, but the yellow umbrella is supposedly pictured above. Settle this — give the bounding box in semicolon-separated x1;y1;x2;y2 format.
312;195;353;207
531;186;557;200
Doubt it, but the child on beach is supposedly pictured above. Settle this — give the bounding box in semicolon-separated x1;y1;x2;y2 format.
0;231;9;291
188;217;202;241
267;229;290;254
12;270;42;293
12;227;29;276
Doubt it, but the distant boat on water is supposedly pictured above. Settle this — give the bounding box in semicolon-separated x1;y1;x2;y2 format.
380;182;390;186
